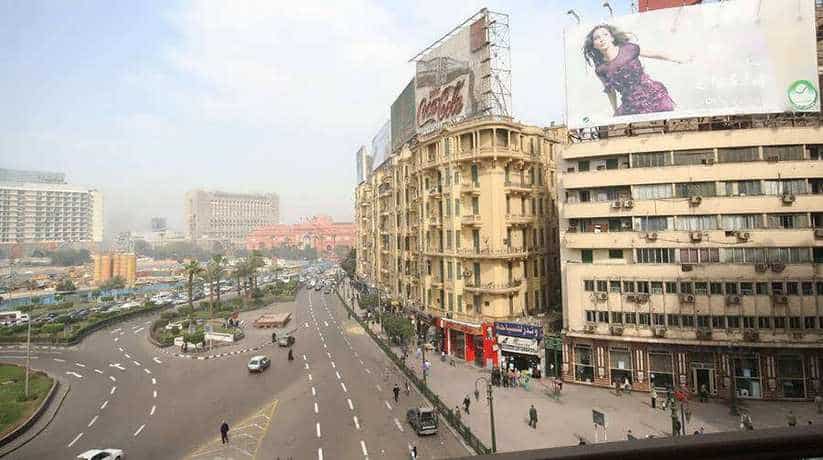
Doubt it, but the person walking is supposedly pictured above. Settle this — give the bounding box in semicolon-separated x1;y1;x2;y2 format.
816;395;823;414
787;410;797;427
405;380;411;396
393;384;400;403
287;348;294;361
528;404;538;429
650;387;658;409
454;406;461;423
463;395;471;415
699;384;708;403
220;421;230;444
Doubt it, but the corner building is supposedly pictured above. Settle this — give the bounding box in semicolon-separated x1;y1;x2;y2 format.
558;118;823;400
356;117;562;367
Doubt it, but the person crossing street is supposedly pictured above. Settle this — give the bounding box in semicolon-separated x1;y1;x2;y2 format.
463;395;471;415
393;383;400;403
220;421;230;444
528;404;538;429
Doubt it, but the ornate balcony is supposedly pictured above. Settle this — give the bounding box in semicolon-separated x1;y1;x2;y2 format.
463;279;522;294
461;214;483;227
504;179;537;194
505;214;536;226
456;247;529;259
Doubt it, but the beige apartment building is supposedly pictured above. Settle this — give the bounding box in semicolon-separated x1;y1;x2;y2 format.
356;117;562;367
558;118;823;400
185;190;279;248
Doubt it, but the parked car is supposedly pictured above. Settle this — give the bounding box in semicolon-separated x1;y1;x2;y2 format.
407;407;438;436
247;355;270;373
76;448;124;459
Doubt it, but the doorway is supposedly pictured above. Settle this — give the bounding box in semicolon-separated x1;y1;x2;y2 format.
693;367;715;396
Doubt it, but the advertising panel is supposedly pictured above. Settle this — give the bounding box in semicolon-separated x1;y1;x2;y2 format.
371;120;391;171
494;321;543;341
150;217;167;232
497;335;540;356
391;79;416;151
564;0;820;129
415;14;489;134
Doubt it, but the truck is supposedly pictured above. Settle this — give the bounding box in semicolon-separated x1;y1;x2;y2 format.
406;406;438;436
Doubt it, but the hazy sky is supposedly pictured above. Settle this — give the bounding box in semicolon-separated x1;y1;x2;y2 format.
1;1;632;237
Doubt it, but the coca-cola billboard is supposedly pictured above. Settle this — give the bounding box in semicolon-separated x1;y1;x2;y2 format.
414;14;489;134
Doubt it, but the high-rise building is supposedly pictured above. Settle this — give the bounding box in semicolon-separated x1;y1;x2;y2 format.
356;145;373;184
356;118;563;367
185;190;279;247
0;170;103;246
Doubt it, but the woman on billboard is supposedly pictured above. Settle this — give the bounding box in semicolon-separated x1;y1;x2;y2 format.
583;24;686;116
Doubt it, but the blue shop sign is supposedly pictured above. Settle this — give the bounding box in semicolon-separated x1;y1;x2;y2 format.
494;322;543;341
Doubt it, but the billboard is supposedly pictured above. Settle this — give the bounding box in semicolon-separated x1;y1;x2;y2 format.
371;120;391;171
150;217;167;232
415;13;490;134
355;146;372;184
564;0;820;129
391;79;416;151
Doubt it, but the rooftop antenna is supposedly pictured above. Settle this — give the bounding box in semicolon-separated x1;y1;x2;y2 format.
566;9;581;25
602;1;614;17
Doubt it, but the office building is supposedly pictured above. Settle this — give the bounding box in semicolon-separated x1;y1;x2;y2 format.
185;190;279;247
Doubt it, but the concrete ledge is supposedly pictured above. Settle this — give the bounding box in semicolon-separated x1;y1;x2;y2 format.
0;368;59;449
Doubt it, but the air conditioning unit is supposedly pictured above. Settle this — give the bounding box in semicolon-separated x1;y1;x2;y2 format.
766;155;780;162
623;199;635;209
701;158;716;165
584;323;596;334
772;294;789;304
735;231;751;242
625;293;637;303
696;328;712;340
754;263;768;273
689;231;703;242
814;228;823;239
653;327;667;338
681;264;694;272
635;293;650;303
645;232;658;241
680;294;696;303
725;295;742;305
610;325;624;336
567;226;578;233
611;201;622;209
597;292;609;301
782;194;796;204
743;329;759;342
771;263;786;273
689;196;703;206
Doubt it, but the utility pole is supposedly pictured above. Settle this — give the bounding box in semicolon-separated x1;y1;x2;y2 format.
24;317;31;398
475;377;497;453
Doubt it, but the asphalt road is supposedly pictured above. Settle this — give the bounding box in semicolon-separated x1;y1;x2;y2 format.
1;288;468;460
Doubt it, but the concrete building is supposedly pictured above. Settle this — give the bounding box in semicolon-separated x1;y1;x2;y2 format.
0;180;104;246
355;145;373;185
356;117;563;367
0;168;65;185
245;215;356;255
558;120;823;400
185;190;279;247
94;253;136;286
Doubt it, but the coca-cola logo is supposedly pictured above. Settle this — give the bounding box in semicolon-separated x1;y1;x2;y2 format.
417;78;465;127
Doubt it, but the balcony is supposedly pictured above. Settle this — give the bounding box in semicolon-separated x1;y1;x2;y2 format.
505;214;536;226
456;247;529;259
428;215;441;227
429;277;443;288
460;182;481;195
463;279;522;294
428;186;442;199
504;179;537;194
461;214;483;227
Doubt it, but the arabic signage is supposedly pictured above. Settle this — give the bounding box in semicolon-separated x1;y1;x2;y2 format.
494;321;543;341
497;335;540;356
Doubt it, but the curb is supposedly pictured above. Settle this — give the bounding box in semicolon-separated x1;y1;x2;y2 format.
169;342;272;360
0;367;61;450
0;379;70;458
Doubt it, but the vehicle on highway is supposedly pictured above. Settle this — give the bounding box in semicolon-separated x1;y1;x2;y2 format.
277;335;295;347
247;355;271;373
0;311;29;326
407;406;438;435
76;447;124;459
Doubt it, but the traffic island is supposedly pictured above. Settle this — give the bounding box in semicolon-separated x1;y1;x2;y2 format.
0;364;57;446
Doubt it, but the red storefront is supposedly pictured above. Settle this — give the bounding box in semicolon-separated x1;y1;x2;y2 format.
437;318;498;368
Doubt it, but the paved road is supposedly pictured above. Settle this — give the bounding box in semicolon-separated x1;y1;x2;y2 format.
1;288;467;459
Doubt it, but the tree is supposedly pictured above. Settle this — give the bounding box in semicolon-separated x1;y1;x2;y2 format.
383;313;414;345
183;260;204;309
55;278;76;292
211;254;226;307
205;255;226;317
340;248;356;278
47;248;91;266
100;276;126;290
233;262;247;298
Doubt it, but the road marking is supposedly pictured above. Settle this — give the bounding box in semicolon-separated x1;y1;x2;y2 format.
93;369;103;374
153;357;163;364
359;360;364;365
340;382;347;392
144;368;152;374
152;378;156;385
394;417;404;432
134;424;145;437
376;384;382;392
150;405;156;415
308;373;312;381
100;400;108;410
311;386;316;397
134;327;145;334
365;368;371;374
75;362;86;368
111;328;122;334
109;376;116;382
354;352;358;357
335;371;341;380
302;354;307;361
347;398;354;410
305;322;309;328
331;361;336;368
66;371;83;379
384;401;392;410
316;422;321;438
53;358;65;363
324;321;328;327
124;353;131;359
88;415;98;427
114;337;119;342
305;363;309;370
109;363;125;371
118;347;123;352
353;416;360;430
323;343;327;349
153;390;157;399
360;440;368;457
133;360;141;366
314;402;319;414
110;386;117;395
67;432;83;447
318;448;323;460
326;352;331;358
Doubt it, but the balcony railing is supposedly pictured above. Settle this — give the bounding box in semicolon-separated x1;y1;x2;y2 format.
505;214;536;225
461;214;482;226
463;279;522;294
456;247;529;259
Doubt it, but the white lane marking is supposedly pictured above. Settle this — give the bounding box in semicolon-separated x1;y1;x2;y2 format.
109;376;116;382
302;354;307;361
124;353;131;359
314;402;319;414
109;363;125;371
93;369;103;374
385;400;392;410
132;360;141;366
323;343;327;349
100;400;108;410
324;321;328;327
340;382;348;392
113;337;119;342
354;352;358;357
88;415;98;427
53;358;65;363
326;352;331;358
153;390;157;399
110;386;117;395
66;371;83;379
331;361;336;369
75;362;86;368
376;384;382;392
311;387;316;397
305;322;309;328
153;357;163;364
305;363;309;370
152;378;156;385
335;371;341;380
318;448;323;460
360;440;368;457
359;360;364;365
118;347;124;352
365;369;371;374
308;374;312;381
353;415;360;430
133;327;144;334
134;424;145;437
67;432;83;447
150;405;156;415
316;422;321;438
144;368;152;374
394;417;404;432
347;398;354;411
111;328;122;334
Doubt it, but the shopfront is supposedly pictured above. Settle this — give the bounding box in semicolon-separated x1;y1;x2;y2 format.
495;321;543;376
440;318;497;367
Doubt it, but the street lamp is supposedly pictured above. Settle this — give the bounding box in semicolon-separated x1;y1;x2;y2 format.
602;1;614;17
475;377;497;453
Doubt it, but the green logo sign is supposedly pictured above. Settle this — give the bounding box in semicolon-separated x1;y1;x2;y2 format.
787;80;818;110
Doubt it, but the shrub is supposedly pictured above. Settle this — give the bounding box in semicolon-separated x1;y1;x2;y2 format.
41;323;64;335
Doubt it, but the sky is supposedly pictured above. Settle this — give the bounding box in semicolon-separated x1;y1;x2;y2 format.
0;0;633;238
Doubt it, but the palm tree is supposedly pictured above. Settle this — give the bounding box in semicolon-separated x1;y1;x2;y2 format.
205;256;225;317
211;254;226;307
183;260;204;310
233;262;247;298
245;251;265;296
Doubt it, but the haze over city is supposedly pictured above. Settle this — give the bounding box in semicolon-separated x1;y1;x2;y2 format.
1;1;631;238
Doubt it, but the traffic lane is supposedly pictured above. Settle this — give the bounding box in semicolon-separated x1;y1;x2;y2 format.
319;292;470;459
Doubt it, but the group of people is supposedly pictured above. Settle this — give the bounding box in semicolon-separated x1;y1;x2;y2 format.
491;365;532;389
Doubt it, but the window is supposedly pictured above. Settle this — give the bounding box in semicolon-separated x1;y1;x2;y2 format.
653;313;665;326
771;282;784;295
624;313;637;324
623;281;635;293
609;249;623;259
767;214;809;229
637;281;650;293
585;311;596;322
633;151;670;168
581;249;593;264
787;282;799;295
764;179;807;195
681;315;695;328
667;314;680;327
763;145;804;161
633;184;673;200
651;282;663;294
727;316;740;329
578;160;590;172
725;283;738;295
743;316;755;329
680;248;719;264
574;346;595;383
665;282;678;294
774;317;786;329
756;282;769;295
804;316;817;329
636;248;676;263
597;311;610;323
584;280;595;291
725;180;762;196
675;182;716;198
717;147;758;163
635;216;669;232
609;281;621;293
721;214;762;230
802;282;813;296
673;149;714;165
639;313;650;325
611;312;623;323
758;316;771;329
679;282;693;294
697;315;710;328
694;282;708;295
596;280;608;292
739;282;753;296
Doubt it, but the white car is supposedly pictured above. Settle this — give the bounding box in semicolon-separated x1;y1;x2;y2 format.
247;355;270;373
77;448;124;459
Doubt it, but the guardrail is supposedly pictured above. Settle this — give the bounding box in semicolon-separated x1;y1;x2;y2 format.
336;289;492;455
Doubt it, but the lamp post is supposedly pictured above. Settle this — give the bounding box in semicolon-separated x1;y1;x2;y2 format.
475;377;497;453
24;317;31;398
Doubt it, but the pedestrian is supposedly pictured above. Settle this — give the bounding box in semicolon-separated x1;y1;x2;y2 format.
650;387;657;409
474;388;480;402
410;444;418;460
787;410;797;427
699;384;708;402
220;421;230;444
815;395;823;414
287;348;294;361
454;406;461;423
463;395;471;415
614;381;622;396
740;412;754;431
393;384;400;403
502;368;509;388
528;404;538;429
405;380;411;396
627;429;636;440
623;378;632;395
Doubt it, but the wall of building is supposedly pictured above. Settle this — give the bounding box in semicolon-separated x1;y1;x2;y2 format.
185;189;280;246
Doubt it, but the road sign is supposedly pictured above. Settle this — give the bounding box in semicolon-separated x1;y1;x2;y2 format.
592;409;606;427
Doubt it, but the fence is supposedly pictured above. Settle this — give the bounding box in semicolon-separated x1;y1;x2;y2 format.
336;290;492;455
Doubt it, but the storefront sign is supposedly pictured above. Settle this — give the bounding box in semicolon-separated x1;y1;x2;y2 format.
494;322;543;341
497;335;540;356
442;318;482;336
